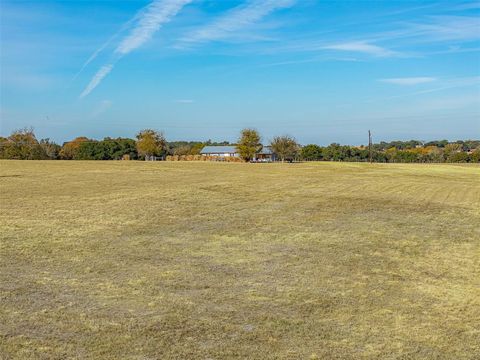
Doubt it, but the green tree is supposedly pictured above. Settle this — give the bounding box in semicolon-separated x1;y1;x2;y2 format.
0;137;8;158
60;137;90;159
136;129;167;160
322;143;351;161
0;128;48;160
301;144;322;161
348;147;370;162
76;138;137;160
444;143;463;162
101;138;137;160
270;135;299;162
425;139;449;148
447;151;470;163
471;148;480;163
236;128;262;162
76;141;102;160
190;143;204;155
39;138;61;159
394;150;420;163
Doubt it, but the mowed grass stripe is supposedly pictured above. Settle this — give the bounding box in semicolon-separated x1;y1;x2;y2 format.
0;161;479;359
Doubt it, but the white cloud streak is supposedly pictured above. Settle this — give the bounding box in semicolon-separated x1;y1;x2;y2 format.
80;64;113;99
72;14;142;83
358;16;480;49
180;0;295;45
405;16;480;42
323;41;398;57
80;0;191;99
116;0;192;56
362;76;480;103
379;77;437;85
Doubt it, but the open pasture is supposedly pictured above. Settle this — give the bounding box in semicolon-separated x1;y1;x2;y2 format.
1;161;479;359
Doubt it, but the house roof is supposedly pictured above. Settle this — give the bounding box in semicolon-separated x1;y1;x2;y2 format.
200;145;238;154
257;146;273;155
200;145;275;155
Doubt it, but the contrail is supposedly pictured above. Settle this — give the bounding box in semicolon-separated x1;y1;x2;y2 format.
71;25;127;83
71;7;147;83
179;0;295;45
80;64;113;99
115;0;192;56
80;0;192;99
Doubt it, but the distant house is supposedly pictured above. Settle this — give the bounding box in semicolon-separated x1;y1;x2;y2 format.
255;146;277;162
200;145;239;157
200;145;276;161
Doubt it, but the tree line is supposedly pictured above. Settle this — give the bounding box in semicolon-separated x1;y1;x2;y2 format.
301;142;480;163
0;127;479;163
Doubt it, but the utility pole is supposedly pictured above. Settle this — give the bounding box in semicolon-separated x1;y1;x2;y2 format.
368;130;373;163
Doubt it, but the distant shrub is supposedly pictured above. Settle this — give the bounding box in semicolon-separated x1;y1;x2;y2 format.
447;152;470;163
0;128;53;160
471;148;480;163
301;144;322;161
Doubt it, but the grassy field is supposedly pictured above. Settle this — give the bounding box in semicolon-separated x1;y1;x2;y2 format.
1;161;479;359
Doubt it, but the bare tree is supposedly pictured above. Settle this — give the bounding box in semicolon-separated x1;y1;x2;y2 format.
270;135;299;162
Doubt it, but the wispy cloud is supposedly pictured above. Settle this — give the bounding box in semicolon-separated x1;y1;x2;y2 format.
179;0;295;45
91;100;113;118
72;14;142;83
379;77;437;85
364;15;480;47
80;0;191;98
407;15;480;42
362;76;480;103
259;56;363;68
116;0;192;55
80;64;113;99
323;41;398;57
252;10;480;59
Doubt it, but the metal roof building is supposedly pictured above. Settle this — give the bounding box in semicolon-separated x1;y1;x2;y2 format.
257;146;274;155
200;146;239;157
200;145;277;161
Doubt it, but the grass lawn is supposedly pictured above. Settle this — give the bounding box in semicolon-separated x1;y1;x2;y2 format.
1;160;479;359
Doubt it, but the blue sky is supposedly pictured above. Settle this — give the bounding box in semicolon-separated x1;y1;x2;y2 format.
1;0;479;145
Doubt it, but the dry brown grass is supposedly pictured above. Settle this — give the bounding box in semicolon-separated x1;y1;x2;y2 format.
1;160;479;359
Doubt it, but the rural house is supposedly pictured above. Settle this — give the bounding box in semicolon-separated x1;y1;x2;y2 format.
200;145;276;161
200;145;239;157
256;146;277;161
